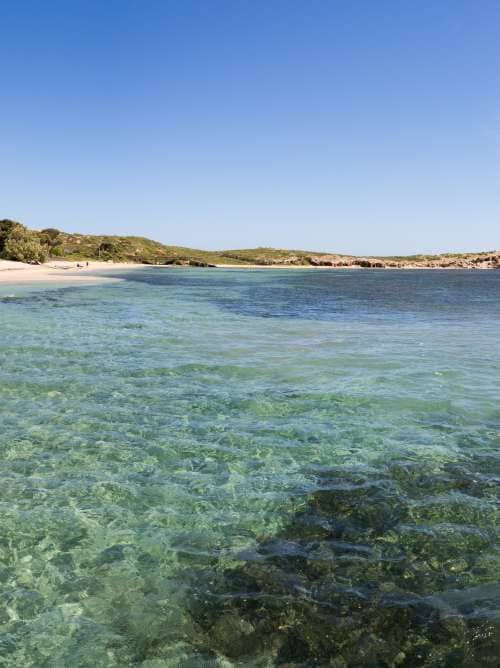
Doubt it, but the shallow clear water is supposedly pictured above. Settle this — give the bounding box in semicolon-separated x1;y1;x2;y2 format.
1;268;499;667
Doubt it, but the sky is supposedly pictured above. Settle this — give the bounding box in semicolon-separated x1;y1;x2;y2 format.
1;1;499;255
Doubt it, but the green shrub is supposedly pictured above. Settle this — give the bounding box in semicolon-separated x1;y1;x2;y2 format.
0;219;21;254
40;228;61;240
49;245;65;257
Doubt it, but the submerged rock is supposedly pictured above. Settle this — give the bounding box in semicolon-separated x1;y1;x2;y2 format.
186;461;500;665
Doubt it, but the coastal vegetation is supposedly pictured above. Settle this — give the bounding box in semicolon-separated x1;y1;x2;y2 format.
0;220;48;264
1;219;499;268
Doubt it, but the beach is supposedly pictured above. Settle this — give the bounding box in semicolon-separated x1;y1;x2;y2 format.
0;259;146;283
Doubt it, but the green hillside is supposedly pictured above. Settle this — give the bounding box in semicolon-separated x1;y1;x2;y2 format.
53;234;324;265
52;232;240;265
0;219;498;268
0;220;330;265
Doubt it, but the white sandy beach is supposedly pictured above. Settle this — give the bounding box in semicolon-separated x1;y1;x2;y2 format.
0;260;146;284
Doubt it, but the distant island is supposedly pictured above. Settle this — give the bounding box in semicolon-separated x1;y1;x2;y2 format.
1;219;499;269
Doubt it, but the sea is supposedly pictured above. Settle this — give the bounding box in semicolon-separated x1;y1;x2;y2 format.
1;268;500;667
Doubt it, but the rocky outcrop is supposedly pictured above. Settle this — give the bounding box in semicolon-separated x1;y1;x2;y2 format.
353;257;386;268
164;258;216;267
410;253;500;270
307;252;500;270
308;255;354;267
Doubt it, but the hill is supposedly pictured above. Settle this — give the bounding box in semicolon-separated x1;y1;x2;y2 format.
0;220;498;268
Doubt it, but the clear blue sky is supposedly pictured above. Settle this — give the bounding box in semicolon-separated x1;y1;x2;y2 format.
1;1;499;254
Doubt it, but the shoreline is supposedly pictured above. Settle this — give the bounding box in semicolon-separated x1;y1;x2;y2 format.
214;264;498;269
1;259;498;284
214;264;362;269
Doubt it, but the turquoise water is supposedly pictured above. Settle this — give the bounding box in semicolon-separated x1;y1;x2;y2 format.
1;268;500;667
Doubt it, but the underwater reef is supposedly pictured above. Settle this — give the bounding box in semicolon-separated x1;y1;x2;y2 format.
186;458;500;666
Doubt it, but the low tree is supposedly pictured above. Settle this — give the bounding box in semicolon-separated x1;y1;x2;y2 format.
40;228;64;256
96;241;116;259
40;227;60;240
4;225;48;263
